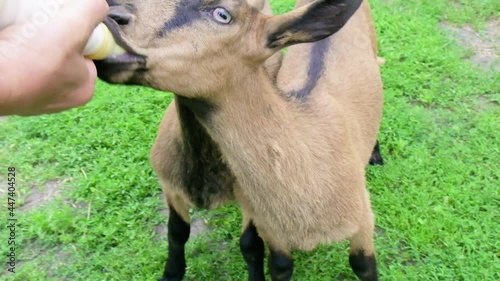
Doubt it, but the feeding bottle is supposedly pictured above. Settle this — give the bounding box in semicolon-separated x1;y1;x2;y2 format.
0;0;126;60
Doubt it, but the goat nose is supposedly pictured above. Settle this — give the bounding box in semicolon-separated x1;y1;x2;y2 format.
108;5;134;26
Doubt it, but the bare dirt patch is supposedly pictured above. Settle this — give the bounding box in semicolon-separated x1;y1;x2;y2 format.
1;179;88;279
0;116;7;122
19;179;89;212
441;20;499;71
19;180;65;212
0;239;73;280
0;179;5;195
473;95;499;111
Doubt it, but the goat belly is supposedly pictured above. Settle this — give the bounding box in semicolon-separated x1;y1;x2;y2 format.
238;174;371;251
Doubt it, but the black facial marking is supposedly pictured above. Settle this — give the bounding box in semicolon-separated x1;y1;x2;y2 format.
175;96;235;208
267;0;363;48
288;38;329;100
106;0;122;6
159;0;204;35
108;5;135;26
95;59;148;86
349;250;379;281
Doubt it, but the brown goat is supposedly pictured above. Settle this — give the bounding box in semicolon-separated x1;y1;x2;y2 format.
96;0;383;280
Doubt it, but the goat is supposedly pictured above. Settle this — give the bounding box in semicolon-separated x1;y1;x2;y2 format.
96;0;383;280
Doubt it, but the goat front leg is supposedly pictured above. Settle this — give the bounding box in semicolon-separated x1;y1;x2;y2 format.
240;216;265;281
159;195;191;281
348;214;378;281
268;247;294;281
251;220;294;281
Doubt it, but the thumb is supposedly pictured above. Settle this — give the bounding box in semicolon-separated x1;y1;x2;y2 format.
86;59;98;83
78;59;98;104
57;0;109;51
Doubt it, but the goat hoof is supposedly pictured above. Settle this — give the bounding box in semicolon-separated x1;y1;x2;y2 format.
368;156;384;166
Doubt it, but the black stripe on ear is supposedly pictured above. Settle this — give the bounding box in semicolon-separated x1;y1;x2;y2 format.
267;0;363;48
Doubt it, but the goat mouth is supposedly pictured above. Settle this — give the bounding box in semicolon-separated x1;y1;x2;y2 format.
102;18;146;64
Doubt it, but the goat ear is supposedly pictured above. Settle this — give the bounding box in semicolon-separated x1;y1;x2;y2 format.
264;0;363;49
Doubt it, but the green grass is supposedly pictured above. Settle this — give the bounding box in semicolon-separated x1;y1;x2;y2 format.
1;0;499;280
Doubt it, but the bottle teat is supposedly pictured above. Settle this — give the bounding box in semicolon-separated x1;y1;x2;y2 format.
83;23;127;60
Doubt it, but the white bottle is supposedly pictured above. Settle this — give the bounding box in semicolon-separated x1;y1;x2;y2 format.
0;0;126;60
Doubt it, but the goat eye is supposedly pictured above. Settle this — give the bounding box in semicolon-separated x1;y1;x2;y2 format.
213;8;232;24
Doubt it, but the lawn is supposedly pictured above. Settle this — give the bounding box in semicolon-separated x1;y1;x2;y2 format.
1;0;499;280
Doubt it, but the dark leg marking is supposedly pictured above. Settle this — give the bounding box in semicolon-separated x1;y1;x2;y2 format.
268;248;294;281
349;250;378;281
240;221;265;281
159;205;190;281
368;140;384;166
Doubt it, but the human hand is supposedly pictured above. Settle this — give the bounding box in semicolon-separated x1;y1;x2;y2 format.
0;0;109;116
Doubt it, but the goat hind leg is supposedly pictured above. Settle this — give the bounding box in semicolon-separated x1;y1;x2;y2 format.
159;195;191;281
368;141;384;166
349;220;378;281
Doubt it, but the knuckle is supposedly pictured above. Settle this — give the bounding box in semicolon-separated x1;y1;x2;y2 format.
92;0;110;18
